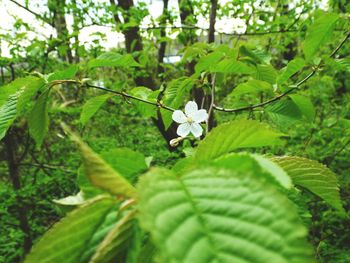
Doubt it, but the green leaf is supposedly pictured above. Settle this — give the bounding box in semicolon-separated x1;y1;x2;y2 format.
254;64;277;84
211;59;253;74
101;148;148;184
53;191;85;206
24;196;117;263
64;126;137;198
161;77;194;129
80;94;112;125
89;210;137;263
195;51;225;73
195;120;285;162
271;156;344;213
289;94;315;121
277;58;305;85
0;89;23;140
265;99;303;128
88;52;140;68
231;80;273;97
28;90;50;147
0;76;43;106
130;87;157;118
138;167;313;263
303;12;339;60
48;65;79;82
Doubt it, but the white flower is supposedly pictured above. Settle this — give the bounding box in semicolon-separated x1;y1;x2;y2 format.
172;101;208;138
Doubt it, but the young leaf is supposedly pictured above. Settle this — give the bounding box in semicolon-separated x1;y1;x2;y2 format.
138;168;313;263
271;156;345;213
48;65;79;82
230;80;273;97
24;196;117;263
265;99;303;128
211;59;253;74
303;12;339;60
28;90;50;147
254;64;277;84
289;94;315;121
88;52;140;68
277;58;305;85
130;87;157;118
195;120;285;162
64;126;137;198
80;94;112;125
195;50;225;73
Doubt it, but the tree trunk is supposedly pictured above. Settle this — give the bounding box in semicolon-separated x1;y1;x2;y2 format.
4;130;32;256
48;0;73;63
110;0;178;145
157;0;169;78
208;0;218;43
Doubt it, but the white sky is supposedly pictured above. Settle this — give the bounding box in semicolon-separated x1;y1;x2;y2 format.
0;0;327;57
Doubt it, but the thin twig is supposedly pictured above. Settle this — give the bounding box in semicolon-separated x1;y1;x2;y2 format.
49;80;175;112
213;30;350;113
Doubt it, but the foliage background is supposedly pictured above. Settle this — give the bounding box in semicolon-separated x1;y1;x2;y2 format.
0;0;350;262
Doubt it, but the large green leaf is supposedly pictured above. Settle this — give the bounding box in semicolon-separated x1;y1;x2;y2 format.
101;148;148;184
80;94;113;125
88;52;140;68
0;77;45;140
0;76;43;106
231;80;273;97
89;210;137;263
24;196;118;263
65;127;137;198
0;89;23;140
271;156;344;213
138;168;313;263
28;90;50;147
303;12;339;60
277;58;305;85
195;120;285;162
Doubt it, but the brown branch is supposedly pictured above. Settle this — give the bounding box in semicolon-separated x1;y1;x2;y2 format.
9;0;53;26
49;80;175;112
213;30;350;113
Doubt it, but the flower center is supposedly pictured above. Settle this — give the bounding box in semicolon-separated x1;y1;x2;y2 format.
187;117;194;124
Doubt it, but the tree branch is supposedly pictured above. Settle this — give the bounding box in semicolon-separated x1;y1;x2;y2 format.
49;80;175;112
9;0;53;26
213;30;350;113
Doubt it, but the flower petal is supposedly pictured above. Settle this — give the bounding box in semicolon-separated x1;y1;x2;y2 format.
177;123;191;137
190;123;203;138
185;101;198;116
191;109;208;123
172;110;187;123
